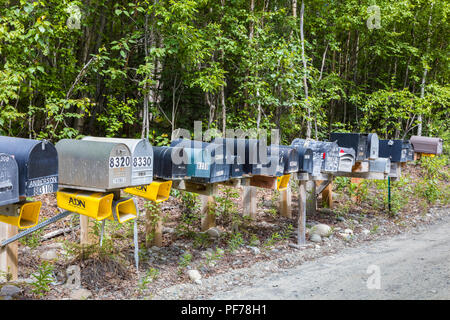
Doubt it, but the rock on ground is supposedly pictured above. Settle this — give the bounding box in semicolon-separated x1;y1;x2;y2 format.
0;285;22;297
311;224;332;237
70;288;92;300
187;270;202;282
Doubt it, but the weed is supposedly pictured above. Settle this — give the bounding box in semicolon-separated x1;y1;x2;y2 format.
138;268;159;292
227;232;244;253
30;262;54;297
177;252;192;274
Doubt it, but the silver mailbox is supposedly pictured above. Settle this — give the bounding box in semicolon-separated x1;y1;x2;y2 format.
82;137;153;186
337;147;356;172
56;139;132;191
0;153;19;206
369;158;390;173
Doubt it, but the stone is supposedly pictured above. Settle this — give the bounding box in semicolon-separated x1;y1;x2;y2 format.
162;227;175;234
70;288;92;300
343;229;354;235
206;227;221;239
362;229;370;235
65;265;81;289
151;246;161;252
40;249;58;261
336;216;345;222
310;224;332;237
248;246;260;255
0;285;22;297
187;270;202;282
310;233;322;243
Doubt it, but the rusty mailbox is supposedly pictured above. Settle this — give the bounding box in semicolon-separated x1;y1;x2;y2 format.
0;136;58;197
56;139;132;191
410;136;443;155
0;153;19;207
82;136;153;186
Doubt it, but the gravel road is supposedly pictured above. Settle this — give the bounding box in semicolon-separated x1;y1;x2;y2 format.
211;209;450;300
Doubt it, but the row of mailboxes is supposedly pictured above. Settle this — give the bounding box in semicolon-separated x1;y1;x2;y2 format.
152;146;187;180
330;132;379;161
0;136;59;229
379;139;414;163
410;136;443;155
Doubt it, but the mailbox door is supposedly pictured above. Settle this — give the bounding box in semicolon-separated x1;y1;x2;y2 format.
26;141;59;196
367;133;379;159
0;154;19;206
107;144;133;189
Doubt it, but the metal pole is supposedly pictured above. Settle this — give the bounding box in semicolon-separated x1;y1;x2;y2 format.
388;176;391;212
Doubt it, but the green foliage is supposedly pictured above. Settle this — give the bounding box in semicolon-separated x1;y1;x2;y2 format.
138;268;159;292
177;252;192;274
30;261;54;297
415;155;449;203
226;232;244;253
176;191;201;237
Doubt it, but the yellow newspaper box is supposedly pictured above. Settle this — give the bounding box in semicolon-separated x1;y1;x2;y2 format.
108;198;138;223
57;189;113;221
0;201;41;229
277;174;291;191
124;180;172;203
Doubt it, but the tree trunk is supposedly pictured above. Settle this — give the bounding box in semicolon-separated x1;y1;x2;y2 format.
300;1;311;138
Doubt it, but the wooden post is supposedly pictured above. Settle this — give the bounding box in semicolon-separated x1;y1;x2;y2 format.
305;180;316;215
350;177;361;203
322;182;333;209
297;181;307;245
242;185;257;219
0;224;18;281
200;195;216;231
80;215;97;245
279;185;292;218
145;202;163;247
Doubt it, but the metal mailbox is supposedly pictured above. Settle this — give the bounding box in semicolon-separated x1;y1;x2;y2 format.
289;143;314;174
152;146;187;180
0;136;58;197
83;136;153;186
337;147;356;172
213;138;262;175
0;153;19;206
252;152;284;177
410;136;443;155
330;132;379;160
171;139;230;183
369;158;391;173
272;145;299;174
379;139;414;163
56;139;132;191
291;139;339;175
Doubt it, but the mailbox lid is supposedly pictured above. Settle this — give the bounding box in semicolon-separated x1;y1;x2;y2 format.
56;139;132;190
153;146;187;179
367;133;379;159
0;153;19;206
410;136;443;155
83;137;153;186
0;136;58;197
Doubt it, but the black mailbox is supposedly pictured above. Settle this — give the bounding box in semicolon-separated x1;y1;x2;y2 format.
153;146;188;180
330;132;379;160
292;139;339;175
410;136;443;155
229;155;245;178
170;139;231;183
270;145;299;174
0;153;19;206
290;143;314;174
379;139;413;163
0;136;58;197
